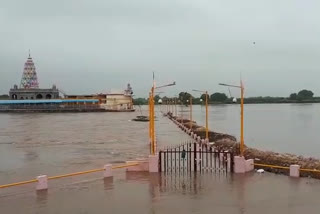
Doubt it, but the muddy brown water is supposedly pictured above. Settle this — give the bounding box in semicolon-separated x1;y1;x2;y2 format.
1;171;320;214
1;105;320;213
180;103;320;157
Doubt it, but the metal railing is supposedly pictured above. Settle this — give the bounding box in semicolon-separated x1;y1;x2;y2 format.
254;163;320;173
254;163;290;170
0;163;138;189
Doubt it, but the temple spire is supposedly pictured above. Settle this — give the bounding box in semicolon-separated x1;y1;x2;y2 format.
20;53;39;89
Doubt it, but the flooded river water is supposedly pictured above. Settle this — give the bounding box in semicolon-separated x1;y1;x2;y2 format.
181;103;320;157
1;104;320;213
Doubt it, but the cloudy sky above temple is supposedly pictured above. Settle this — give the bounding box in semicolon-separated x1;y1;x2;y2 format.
1;0;320;97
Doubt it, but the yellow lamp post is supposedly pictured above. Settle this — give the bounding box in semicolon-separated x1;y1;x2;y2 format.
174;97;177;117
219;81;245;156
187;97;193;130
166;99;168;113
149;81;176;155
148;92;152;141
149;88;155;154
192;90;209;140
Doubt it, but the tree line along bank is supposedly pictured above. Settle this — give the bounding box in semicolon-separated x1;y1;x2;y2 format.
133;89;320;105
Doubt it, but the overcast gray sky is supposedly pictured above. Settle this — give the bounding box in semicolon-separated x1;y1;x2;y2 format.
1;0;320;97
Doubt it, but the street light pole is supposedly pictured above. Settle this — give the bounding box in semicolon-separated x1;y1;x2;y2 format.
149;81;176;155
190;96;193;130
219;82;245;156
151;86;155;155
174;97;177;117
149;92;151;142
205;91;209;140
240;82;244;156
193;89;209;141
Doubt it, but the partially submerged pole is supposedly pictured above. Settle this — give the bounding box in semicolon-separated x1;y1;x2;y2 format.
219;81;245;156
149;92;151;143
174;97;177;117
151;87;155;155
149;87;156;155
240;81;244;156
205;91;209;140
190;96;193;130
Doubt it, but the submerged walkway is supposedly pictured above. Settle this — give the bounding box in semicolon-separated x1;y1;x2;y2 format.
2;110;320;213
1;171;320;214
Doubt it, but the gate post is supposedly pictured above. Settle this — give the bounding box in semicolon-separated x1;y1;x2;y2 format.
226;152;231;172
159;151;162;172
149;155;159;173
103;164;113;178
234;156;246;173
193;142;197;172
234;156;254;173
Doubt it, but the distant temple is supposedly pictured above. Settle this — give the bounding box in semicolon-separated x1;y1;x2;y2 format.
4;52;134;112
9;52;59;100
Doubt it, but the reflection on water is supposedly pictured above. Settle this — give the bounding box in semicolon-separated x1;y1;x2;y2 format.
2;171;320;214
36;190;49;208
103;177;114;191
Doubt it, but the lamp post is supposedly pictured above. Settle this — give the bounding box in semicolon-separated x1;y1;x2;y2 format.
180;99;183;121
149;81;176;155
219;82;245;156
190;96;193;130
166;99;168;113
149;92;152;140
192;89;209;141
186;97;193;130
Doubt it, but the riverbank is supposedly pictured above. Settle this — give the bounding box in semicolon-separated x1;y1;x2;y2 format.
133;99;320;105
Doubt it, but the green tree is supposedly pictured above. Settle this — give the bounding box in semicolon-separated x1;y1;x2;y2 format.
289;93;297;100
154;95;161;103
0;94;9;100
297;89;314;100
162;96;168;103
200;94;209;103
179;92;192;105
192;98;201;104
133;98;148;105
210;92;228;102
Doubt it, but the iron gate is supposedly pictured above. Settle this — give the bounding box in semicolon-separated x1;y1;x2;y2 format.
159;141;234;173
